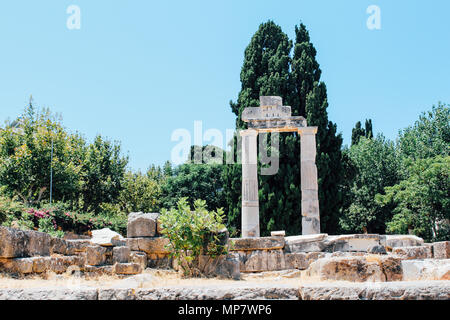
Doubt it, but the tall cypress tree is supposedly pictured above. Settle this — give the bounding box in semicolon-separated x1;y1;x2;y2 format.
224;21;344;235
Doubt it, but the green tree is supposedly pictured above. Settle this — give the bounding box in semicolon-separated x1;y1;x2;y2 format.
80;135;128;213
0;101;83;206
377;156;449;242
398;103;449;160
339;135;402;233
351;119;373;146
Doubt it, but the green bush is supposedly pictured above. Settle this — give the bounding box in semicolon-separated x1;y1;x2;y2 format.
159;198;228;277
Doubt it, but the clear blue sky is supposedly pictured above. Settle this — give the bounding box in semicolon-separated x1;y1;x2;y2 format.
1;1;449;171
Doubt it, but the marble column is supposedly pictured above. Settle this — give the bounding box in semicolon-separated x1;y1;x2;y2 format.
298;127;320;235
240;129;260;237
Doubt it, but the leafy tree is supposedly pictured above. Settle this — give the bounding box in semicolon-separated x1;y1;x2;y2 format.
159;198;228;277
80;135;128;213
351;119;373;146
0;102;83;206
339;135;402;233
398;103;449;160
377;156;449;242
118;170;162;213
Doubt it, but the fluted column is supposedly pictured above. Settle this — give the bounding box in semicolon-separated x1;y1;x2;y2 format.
298;127;320;235
240;129;260;237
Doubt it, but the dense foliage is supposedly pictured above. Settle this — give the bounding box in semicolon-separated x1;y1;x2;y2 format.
159;198;228;277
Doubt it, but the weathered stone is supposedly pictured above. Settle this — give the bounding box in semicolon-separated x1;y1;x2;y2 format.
32;256;52;273
284;234;327;253
323;234;381;252
114;262;142;275
392;246;432;260
198;254;240;280
50;237;68;255
49;255;83;274
385;235;424;248
306;256;386;282
25;230;51;257
271;231;285;237
0;288;99;300
299;281;450;300
126;237;170;255
127;212;159;238
109;274;155;289
0;227;27;258
432;241;450;259
0;257;34;274
84;265;113;276
130;251;147;270
90;228;124;247
113;246;130;264
65;239;92;255
147;253;172;269
86;246;107;266
284;253;309;270
238;249;285;272
368;245;387;254
230;236;284;251
402;259;450;281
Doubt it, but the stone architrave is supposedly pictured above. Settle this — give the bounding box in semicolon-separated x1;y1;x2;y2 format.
240;96;320;237
240;129;260;237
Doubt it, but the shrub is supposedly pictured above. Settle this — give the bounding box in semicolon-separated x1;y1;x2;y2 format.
159;198;228;277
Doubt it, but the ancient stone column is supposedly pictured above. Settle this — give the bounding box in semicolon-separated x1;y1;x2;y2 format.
240;129;260;237
298;127;320;235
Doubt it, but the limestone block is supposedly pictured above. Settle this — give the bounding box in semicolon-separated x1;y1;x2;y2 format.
147;253;172;269
306;256;386;282
49;255;83;274
197;254;240;280
284;234;328;253
284;253;308;270
432;241;450;259
65;240;92;255
271;231;285;237
25;230;51;257
0;227;27;258
392;246;432;260
84;265;113;276
238;249;285;272
126;237;170;255
113;246;130;264
86;246;107;266
385;235;424;248
301;217;320;235
402;259;450;281
32;257;52;273
114;263;142;275
368;245;387;254
130;251;147;270
230;236;285;251
91;228;124;247
323;234;381;252
0;257;34;274
50;237;68;255
127;212;159;238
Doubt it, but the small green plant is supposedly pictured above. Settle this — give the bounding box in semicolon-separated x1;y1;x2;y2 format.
159;197;228;277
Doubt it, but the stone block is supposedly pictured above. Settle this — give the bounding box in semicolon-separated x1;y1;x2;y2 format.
392;246;432;260
284;253;309;270
86;246;107;266
147;253;172;269
323;234;381;252
238;249;285;272
126;237;170;255
84;265;113;276
127;212;159;238
65;240;92;255
198;254;240;280
49;255;82;274
0;227;27;258
25;230;51;257
90;228;124;247
306;256;386;282
402;259;450;281
114;263;142;275
432;241;450;259
230;236;285;251
32;257;52;273
270;231;285;237
130;251;147;270
284;234;327;253
0;257;34;274
50;237;68;255
368;245;387;254
113;246;130;264
385;235;424;248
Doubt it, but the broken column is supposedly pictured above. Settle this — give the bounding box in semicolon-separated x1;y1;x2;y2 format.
298;126;320;235
240;129;260;237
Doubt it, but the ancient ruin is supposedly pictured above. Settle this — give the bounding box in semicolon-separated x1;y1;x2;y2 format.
241;96;320;237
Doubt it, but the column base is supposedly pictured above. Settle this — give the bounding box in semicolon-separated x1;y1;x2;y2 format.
302;216;320;235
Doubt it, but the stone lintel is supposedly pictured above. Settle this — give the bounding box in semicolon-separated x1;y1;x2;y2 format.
298;126;318;135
